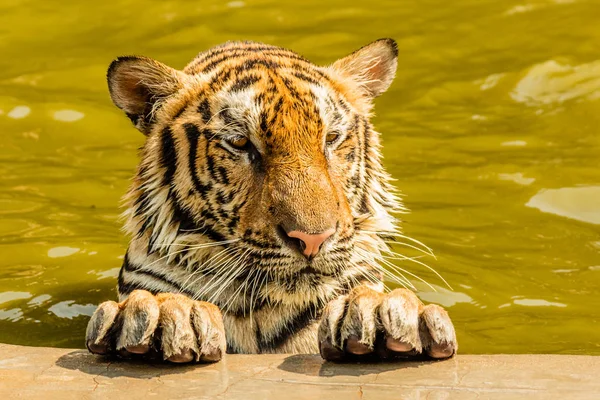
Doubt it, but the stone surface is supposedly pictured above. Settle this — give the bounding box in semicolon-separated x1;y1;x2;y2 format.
0;344;598;399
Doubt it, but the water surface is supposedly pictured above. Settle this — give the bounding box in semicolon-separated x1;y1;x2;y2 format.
1;0;599;353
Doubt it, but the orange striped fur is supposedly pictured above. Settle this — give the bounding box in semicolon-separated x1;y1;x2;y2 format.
86;39;457;361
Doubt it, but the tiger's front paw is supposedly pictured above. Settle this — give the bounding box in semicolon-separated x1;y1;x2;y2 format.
318;287;457;362
86;290;226;363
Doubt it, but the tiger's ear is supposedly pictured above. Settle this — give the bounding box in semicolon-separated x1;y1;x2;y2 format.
331;38;398;98
107;56;187;134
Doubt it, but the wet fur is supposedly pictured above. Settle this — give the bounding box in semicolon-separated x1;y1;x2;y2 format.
86;39;457;360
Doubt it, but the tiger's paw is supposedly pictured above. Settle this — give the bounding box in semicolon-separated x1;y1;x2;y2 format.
86;290;226;363
318;287;457;362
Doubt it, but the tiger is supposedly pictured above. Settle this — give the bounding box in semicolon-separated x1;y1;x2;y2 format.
85;38;457;363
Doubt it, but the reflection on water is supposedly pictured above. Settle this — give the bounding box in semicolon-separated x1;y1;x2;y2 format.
0;0;599;353
499;297;568;308
27;294;52;307
0;308;24;322
0;292;32;305
48;301;96;319
512;298;567;308
53;110;85;122
47;247;80;258
498;172;535;186
527;186;600;225
512;60;600;105
417;286;473;308
88;267;120;280
7;106;31;119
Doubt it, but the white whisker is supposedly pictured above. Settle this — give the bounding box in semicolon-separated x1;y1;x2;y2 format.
384;240;437;259
377;256;436;292
361;230;435;255
383;253;452;290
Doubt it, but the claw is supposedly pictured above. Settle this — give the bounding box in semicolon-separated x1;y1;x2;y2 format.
345;335;372;355
385;337;414;352
125;344;150;354
427;343;454;359
319;340;345;361
87;341;109;355
167;348;195;363
200;347;222;363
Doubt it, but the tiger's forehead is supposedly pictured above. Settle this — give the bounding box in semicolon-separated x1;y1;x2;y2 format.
204;71;352;152
176;41;357;152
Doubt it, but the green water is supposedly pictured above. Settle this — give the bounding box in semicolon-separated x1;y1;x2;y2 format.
1;0;599;354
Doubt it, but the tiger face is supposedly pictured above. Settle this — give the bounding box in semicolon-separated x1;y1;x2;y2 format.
110;39;400;316
88;39;458;359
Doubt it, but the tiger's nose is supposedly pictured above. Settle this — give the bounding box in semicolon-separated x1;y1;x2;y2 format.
286;229;335;259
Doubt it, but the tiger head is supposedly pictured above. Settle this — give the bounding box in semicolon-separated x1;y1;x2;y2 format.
109;39;401;305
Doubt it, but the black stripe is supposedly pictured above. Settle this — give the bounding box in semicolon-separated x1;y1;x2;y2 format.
148;225;160;254
197;98;211;123
266;97;284;129
192;46;310;72
133;189;152;221
338;98;350;113
120;253;197;297
117;266;147;296
194;224;227;243
334;299;350;348
230;74;261;92
227;215;240;230
215;190;234;205
292;71;320;86
207;153;230;185
172;105;186;120
349;114;360;133
199;206;217;222
207;68;233;92
241;237;282;250
291;62;330;81
190;44;283;67
257;302;321;352
350;173;361;189
361;117;371;160
183;123;213;197
345;149;355;162
137;216;153;238
160;127;177;186
259;112;272;138
254;321;263;353
281;77;301;99
236;58;280;73
217;167;229;185
172;196;200;234
359;117;371;214
226;297;270;318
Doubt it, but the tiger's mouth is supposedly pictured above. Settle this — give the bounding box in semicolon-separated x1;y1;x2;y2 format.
296;265;329;276
237;240;353;278
232;224;358;281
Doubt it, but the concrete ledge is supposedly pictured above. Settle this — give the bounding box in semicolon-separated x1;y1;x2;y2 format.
0;344;598;399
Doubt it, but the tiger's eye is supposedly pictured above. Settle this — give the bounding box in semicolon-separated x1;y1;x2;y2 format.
325;133;339;144
228;136;249;149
